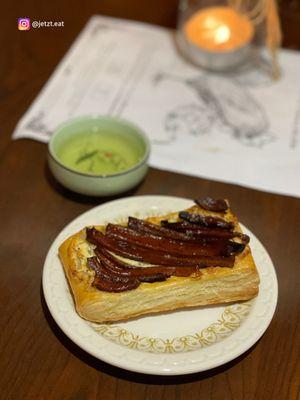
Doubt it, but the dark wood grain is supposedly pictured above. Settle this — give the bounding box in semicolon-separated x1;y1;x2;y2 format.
1;1;300;399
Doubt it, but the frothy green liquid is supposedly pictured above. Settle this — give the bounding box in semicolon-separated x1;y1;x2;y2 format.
57;132;142;175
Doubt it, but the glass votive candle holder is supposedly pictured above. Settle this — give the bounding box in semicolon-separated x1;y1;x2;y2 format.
177;0;255;71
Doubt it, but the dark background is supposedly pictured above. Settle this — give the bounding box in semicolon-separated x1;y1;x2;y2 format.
0;1;299;399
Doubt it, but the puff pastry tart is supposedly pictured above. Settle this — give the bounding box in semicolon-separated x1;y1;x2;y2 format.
59;197;260;323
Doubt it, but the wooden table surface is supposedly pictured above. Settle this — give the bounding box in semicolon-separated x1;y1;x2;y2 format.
1;1;300;399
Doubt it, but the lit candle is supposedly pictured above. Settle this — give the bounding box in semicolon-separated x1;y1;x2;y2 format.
178;6;254;70
184;6;254;51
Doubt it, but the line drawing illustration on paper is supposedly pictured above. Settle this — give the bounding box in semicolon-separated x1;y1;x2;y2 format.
290;94;300;149
24;111;52;139
153;72;274;147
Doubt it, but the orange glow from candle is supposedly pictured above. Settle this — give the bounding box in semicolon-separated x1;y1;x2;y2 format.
184;6;254;52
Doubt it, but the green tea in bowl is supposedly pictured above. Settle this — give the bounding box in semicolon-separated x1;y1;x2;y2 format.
48;116;150;196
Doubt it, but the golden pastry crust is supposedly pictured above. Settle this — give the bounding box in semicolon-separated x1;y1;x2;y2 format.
59;205;260;323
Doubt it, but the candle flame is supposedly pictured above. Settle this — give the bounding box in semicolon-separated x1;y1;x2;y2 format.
184;6;254;51
214;25;231;44
203;16;218;30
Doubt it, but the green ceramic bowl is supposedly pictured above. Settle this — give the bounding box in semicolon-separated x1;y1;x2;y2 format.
48;116;150;196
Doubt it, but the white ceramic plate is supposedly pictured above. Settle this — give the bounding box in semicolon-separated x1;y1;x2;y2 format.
42;195;278;375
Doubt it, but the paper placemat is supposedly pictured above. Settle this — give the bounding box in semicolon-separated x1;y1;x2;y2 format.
13;15;300;198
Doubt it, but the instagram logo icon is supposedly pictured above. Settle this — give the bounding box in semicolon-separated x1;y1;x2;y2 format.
18;18;30;30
